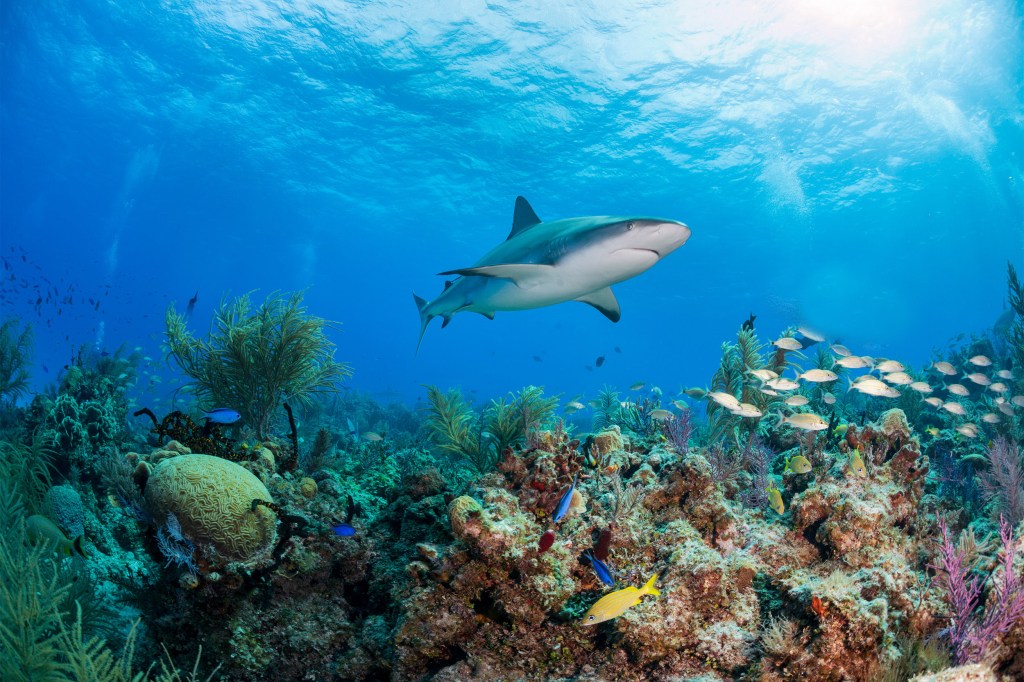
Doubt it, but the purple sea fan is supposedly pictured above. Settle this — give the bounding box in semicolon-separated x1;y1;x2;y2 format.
664;409;693;455
739;436;773;509
933;516;1024;664
979;438;1024;528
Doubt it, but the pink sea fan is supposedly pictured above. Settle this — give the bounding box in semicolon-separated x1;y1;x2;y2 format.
933;516;1024;664
978;438;1024;527
663;409;693;455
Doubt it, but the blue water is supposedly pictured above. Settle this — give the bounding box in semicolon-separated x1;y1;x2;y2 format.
2;0;1023;407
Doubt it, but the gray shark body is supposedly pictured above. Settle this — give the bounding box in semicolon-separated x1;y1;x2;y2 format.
414;196;690;349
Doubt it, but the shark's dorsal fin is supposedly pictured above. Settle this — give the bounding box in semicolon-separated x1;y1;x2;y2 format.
507;196;542;240
438;263;553;288
575;287;621;323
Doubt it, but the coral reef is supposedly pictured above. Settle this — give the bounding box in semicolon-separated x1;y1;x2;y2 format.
5;285;1024;682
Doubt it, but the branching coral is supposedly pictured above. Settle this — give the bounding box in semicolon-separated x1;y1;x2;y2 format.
422;385;491;472
619;396;659;437
0;481;168;682
423;385;558;474
1007;263;1024;379
707;328;785;445
0;317;32;406
0;433;54;508
485;386;558;454
590;386;621;431
165;291;350;438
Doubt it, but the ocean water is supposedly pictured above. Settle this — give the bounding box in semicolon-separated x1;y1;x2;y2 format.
3;0;1021;406
4;3;1024;681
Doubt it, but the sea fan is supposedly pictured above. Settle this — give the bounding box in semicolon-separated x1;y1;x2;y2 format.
978;438;1024;527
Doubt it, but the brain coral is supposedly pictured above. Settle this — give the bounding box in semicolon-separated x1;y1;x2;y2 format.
144;454;277;564
41;484;85;537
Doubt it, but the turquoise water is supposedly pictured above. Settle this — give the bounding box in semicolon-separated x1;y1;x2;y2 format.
2;0;1022;402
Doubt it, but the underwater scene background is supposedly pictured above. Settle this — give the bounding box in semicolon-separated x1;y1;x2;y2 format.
2;1;1024;680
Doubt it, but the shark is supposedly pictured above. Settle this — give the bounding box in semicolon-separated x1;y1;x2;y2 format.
414;196;691;349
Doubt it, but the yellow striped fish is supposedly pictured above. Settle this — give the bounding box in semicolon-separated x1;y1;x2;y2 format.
581;574;660;625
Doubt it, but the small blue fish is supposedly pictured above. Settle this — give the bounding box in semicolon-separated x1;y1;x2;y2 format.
204;408;241;424
552;473;578;523
332;523;356;537
583;550;615;586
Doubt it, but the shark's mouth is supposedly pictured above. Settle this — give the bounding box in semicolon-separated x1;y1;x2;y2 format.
616;247;660;258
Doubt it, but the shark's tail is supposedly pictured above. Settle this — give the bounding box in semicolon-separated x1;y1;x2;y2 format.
414;294;433;352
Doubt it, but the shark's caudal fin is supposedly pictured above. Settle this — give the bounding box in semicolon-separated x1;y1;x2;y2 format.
414;294;433;352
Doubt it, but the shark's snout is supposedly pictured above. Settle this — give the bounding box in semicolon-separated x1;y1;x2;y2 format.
647;220;691;257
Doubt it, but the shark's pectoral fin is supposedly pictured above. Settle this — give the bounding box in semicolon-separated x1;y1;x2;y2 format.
576;287;621;323
438;263;553;288
441;315;453;328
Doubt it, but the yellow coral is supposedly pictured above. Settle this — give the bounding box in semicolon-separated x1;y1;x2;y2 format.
298;477;317;499
448;495;484;543
878;408;911;440
591;427;623;456
144;454;277;564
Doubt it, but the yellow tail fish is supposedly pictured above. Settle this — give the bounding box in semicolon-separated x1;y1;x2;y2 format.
582;574;660;625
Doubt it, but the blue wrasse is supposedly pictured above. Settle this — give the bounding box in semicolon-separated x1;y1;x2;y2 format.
552;473;578;523
204;408;241;424
583;550;615;586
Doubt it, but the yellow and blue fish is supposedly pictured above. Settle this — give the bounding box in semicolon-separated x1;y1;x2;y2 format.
767;482;784;515
581;573;660;625
783;455;812;474
26;514;87;557
849;449;867;478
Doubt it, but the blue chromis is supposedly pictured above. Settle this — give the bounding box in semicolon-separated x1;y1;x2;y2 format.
581;573;660;625
583;551;615;586
332;523;356;537
204;408;241;424
767;482;784;515
849;449;867;477
552;473;578;523
26;514;87;557
783;455;812;474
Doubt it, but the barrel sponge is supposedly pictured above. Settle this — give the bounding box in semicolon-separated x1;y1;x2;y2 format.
144;454;277;564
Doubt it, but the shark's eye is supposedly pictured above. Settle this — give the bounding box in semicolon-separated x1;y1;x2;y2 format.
626;222;635;230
